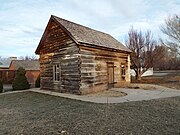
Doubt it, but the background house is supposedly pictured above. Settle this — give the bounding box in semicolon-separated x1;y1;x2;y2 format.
0;57;17;70
9;60;40;86
35;15;131;94
0;57;17;84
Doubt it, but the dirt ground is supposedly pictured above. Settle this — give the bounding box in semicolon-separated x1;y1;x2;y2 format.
132;70;180;90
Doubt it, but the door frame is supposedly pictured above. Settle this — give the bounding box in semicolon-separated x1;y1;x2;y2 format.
107;62;114;88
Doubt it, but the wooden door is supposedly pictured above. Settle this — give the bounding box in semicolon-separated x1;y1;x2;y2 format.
107;62;114;88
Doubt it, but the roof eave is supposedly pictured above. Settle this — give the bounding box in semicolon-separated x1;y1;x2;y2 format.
78;42;132;54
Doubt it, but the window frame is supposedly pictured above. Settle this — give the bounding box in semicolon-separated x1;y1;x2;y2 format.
121;64;126;79
53;64;61;82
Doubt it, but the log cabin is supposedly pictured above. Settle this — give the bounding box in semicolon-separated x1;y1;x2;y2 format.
35;15;131;94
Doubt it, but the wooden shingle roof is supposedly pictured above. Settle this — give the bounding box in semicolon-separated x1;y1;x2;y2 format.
10;60;40;70
52;15;131;52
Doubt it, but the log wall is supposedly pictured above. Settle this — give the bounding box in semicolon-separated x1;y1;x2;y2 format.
39;20;81;94
79;45;130;94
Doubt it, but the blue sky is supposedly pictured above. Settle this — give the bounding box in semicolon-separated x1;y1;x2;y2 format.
0;0;179;58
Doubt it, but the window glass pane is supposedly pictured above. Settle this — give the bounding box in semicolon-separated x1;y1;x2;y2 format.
53;64;60;82
55;70;57;81
56;65;59;72
54;65;56;72
57;73;60;81
121;64;125;78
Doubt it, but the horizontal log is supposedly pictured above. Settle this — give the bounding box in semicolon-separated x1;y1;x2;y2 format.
40;35;76;54
94;82;107;86
61;85;80;91
61;77;80;81
58;44;78;51
58;47;79;55
61;67;80;71
61;73;81;78
79;50;94;55
41;73;53;77
81;76;94;80
95;56;118;61
47;31;66;39
81;72;99;77
80;54;94;60
61;60;80;66
81;63;95;68
61;80;80;86
46;34;69;43
80;83;93;89
81;77;107;84
61;70;80;74
60;88;80;94
61;65;79;70
81;59;94;63
61;57;79;63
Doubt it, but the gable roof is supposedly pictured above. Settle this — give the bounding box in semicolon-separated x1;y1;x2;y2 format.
9;60;40;70
36;15;131;54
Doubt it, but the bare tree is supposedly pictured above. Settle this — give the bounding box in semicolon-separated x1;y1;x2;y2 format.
147;44;180;70
153;45;169;70
126;27;162;80
160;14;180;55
18;55;38;60
0;57;11;66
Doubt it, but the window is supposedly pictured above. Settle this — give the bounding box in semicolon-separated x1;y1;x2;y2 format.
53;64;60;82
121;64;125;79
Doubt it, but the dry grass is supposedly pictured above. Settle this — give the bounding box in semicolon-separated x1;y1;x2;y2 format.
132;71;180;90
119;83;157;90
1;91;180;135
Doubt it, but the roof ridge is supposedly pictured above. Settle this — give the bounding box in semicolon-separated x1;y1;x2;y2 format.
35;15;131;53
52;15;111;36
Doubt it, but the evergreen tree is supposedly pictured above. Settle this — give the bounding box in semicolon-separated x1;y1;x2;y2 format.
0;79;3;93
12;67;30;90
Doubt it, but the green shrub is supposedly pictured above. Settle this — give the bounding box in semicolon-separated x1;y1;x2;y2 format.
12;67;30;90
0;79;3;93
35;75;40;88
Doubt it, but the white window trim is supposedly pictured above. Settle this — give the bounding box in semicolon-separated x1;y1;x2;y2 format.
121;64;126;79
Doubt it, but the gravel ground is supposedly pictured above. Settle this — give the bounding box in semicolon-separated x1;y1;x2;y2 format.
0;91;180;135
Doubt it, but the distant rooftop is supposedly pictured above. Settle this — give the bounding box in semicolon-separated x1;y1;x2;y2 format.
10;60;40;70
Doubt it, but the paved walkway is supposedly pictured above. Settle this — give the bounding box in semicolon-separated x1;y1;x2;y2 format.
1;85;180;103
29;86;180;103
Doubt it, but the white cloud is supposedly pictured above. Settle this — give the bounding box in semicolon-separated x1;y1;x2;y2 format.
0;0;179;57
